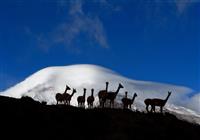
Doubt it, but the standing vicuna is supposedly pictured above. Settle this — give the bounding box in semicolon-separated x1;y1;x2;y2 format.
55;85;71;104
106;83;124;108
65;88;77;105
77;88;86;108
121;92;137;109
144;91;172;113
87;89;95;108
98;82;109;108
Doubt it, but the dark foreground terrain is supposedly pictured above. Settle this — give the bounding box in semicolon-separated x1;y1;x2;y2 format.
0;96;199;140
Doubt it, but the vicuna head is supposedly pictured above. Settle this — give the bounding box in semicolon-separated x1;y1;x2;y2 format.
66;85;71;90
119;83;124;89
73;88;77;93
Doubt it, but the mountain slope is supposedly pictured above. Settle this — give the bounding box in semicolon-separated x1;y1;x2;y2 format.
0;96;200;140
0;64;199;124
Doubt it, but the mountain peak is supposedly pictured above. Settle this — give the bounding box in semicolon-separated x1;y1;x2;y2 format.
0;64;199;124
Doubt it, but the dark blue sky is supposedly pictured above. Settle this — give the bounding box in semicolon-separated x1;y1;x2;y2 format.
0;0;199;92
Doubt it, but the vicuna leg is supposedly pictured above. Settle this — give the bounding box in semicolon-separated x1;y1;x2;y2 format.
152;105;156;112
160;106;163;113
146;105;149;112
150;105;155;113
99;99;102;107
111;100;114;108
101;99;105;108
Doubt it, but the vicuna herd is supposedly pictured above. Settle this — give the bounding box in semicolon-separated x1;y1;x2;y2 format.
55;82;172;113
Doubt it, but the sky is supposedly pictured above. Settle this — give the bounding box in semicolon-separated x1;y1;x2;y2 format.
0;0;199;93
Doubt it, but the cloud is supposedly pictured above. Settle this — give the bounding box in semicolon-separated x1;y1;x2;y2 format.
186;93;200;112
174;0;200;14
56;0;109;48
175;0;191;14
154;0;199;15
37;0;109;51
96;0;122;12
54;6;109;49
69;0;83;15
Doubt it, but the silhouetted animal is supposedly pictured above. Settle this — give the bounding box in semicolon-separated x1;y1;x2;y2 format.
106;83;124;108
55;85;71;104
87;89;95;108
144;91;172;113
122;92;137;109
77;88;86;108
65;88;76;105
98;82;109;108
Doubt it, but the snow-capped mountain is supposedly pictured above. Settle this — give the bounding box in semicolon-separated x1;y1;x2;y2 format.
0;64;199;124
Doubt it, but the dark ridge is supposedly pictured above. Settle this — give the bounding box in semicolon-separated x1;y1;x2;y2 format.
0;95;199;140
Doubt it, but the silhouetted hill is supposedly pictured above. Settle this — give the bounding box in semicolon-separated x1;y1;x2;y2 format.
0;95;199;140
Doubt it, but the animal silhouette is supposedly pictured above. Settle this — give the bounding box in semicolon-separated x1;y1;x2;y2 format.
55;85;71;104
87;89;95;108
98;82;109;108
65;88;77;105
106;83;124;108
144;91;172;113
77;88;86;108
121;92;137;109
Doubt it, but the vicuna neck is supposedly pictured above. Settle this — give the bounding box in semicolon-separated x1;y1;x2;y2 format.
64;87;68;93
164;93;171;103
106;83;109;91
115;86;121;93
132;95;136;102
71;91;75;97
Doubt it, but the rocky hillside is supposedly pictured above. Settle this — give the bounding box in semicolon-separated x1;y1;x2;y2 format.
0;95;199;140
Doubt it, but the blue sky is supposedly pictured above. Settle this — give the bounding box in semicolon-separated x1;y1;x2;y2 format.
0;0;199;92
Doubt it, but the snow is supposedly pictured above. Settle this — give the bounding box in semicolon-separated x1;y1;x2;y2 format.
0;64;199;124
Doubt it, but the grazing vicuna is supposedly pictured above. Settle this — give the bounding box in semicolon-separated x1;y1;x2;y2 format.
121;92;137;109
106;83;124;108
98;82;109;108
87;89;95;108
144;91;172;113
65;88;76;105
55;85;71;104
77;88;86;108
